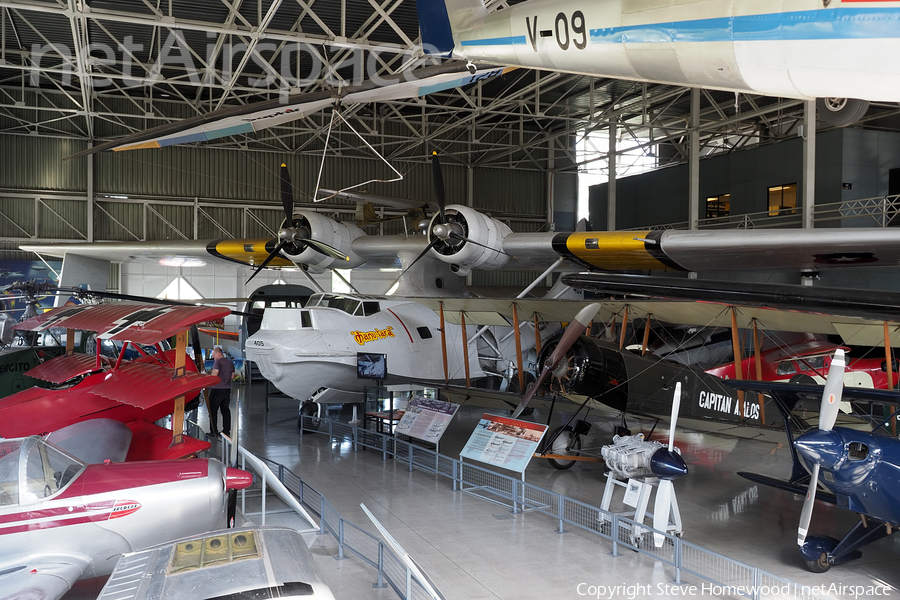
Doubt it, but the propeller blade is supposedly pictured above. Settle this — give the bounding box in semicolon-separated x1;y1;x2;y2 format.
226;488;237;528
245;240;286;285
448;231;515;258
798;463;820;545
431;151;446;224
511;303;602;418
385;238;440;294
819;349;845;431
295;237;350;261
280;163;294;224
653;479;673;547
668;382;681;451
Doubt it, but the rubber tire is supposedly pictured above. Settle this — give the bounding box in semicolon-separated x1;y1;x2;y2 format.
299;401;320;430
547;426;582;470
817;97;869;127
805;551;832;573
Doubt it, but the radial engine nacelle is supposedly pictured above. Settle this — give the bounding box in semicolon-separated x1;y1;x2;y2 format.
427;205;511;275
282;210;366;273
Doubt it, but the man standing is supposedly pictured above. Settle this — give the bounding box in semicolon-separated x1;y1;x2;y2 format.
209;347;235;438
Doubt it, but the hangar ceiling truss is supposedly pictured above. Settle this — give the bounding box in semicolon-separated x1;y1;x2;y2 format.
0;0;870;176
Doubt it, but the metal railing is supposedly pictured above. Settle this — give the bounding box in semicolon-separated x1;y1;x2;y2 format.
620;194;900;231
292;416;826;600
215;434;436;600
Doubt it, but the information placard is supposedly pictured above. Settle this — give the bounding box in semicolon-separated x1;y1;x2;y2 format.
459;414;548;473
394;396;459;443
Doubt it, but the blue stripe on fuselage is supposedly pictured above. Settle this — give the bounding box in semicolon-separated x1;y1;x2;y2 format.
461;35;528;46
589;8;900;44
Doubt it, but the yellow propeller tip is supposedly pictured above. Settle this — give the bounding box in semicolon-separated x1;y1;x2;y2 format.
281;163;287;167
432;151;438;156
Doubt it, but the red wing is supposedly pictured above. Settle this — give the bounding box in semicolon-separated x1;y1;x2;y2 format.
125;420;210;461
14;303;231;345
89;361;219;409
26;353;100;384
0;385;119;438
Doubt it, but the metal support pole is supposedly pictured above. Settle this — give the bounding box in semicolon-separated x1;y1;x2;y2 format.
557;494;566;534
607;117;617;231
689;88;701;230
319;495;326;535
731;307;744;418
512;303;525;392
803;99;816;229
460;311;470;388
337;519;345;560
261;470;267;526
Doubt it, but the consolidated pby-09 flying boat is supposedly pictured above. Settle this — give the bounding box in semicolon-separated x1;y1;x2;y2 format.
245;290;555;411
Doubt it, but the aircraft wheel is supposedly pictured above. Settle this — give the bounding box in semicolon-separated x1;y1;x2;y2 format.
817;97;869;127
547;426;582;470
805;551;832;573
299;401;320;430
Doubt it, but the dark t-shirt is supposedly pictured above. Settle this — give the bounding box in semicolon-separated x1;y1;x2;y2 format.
212;356;234;389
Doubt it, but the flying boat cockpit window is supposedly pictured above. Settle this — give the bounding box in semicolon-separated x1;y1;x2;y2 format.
362;302;380;316
309;294;363;316
0;440;22;505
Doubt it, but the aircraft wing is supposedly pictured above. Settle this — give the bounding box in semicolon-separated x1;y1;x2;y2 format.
23;226;900;277
67;62;512;157
0;557;87;600
724;380;900;407
416;275;900;346
14;303;231;345
89;362;219;410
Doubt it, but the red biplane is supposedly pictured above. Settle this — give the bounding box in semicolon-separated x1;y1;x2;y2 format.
0;303;230;461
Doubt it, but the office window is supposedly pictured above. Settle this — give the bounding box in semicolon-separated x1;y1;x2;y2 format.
768;183;797;216
706;194;730;219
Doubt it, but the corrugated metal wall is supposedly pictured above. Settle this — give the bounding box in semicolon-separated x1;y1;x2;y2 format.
0;131;556;288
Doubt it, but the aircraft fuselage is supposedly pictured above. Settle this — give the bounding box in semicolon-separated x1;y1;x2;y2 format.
447;0;900;101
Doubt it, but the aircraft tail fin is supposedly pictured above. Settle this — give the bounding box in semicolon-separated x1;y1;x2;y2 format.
416;0;487;55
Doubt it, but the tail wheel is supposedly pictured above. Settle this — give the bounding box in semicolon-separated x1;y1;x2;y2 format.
547;425;582;470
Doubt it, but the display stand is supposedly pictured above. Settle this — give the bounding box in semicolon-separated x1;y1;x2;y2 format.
599;473;682;542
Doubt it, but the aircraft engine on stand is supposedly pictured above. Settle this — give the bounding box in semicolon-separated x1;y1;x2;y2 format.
601;434;679;479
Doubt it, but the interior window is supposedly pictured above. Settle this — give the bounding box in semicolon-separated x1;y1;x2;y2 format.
768;183;797;216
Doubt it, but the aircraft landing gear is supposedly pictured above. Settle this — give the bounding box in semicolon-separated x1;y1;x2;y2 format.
547;426;582;470
800;517;892;572
545;420;592;470
298;401;320;430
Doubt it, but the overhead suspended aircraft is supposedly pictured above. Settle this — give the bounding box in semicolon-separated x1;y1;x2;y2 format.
0;425;253;600
416;0;900;123
0;302;232;460
727;351;900;573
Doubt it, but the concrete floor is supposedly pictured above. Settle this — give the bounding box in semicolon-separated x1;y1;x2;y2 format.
66;383;900;600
